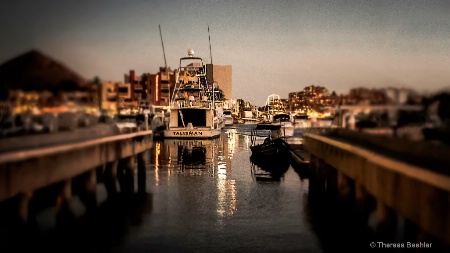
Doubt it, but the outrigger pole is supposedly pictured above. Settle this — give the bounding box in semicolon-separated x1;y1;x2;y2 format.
159;24;167;70
207;24;214;99
159;24;172;106
208;24;216;125
208;24;213;64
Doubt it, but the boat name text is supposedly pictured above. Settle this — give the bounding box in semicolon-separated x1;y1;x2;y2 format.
173;131;203;136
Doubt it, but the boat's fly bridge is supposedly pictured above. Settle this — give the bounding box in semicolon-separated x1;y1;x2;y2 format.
170;49;216;110
265;94;287;121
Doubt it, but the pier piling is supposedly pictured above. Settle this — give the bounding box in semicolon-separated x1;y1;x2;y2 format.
55;179;74;225
104;161;119;198
118;157;135;195
337;171;354;204
17;192;33;225
324;164;337;198
77;169;97;212
375;199;397;240
354;184;375;225
137;152;147;194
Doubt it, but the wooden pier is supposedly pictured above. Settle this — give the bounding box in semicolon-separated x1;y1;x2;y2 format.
0;127;153;226
296;128;450;249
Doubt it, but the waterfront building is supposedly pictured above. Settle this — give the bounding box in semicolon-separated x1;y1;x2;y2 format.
157;67;176;106
206;64;232;100
280;98;290;112
339;87;420;106
101;81;119;114
116;82;139;114
288;85;338;118
123;68;177;107
123;70;150;105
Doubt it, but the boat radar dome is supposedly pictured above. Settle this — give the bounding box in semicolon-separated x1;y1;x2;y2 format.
188;49;195;57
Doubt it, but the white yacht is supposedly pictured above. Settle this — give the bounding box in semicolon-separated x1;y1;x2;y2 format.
164;49;222;139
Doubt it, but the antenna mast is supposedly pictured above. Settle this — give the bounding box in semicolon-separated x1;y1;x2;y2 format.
159;24;171;107
208;24;213;64
159;24;167;70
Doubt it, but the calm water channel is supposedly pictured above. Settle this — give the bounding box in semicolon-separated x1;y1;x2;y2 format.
5;124;376;253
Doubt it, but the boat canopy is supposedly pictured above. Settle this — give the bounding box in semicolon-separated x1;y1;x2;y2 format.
255;123;282;130
180;56;203;61
273;113;290;121
294;114;309;119
181;87;202;92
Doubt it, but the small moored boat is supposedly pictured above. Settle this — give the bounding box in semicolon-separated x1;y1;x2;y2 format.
249;124;290;158
272;113;295;137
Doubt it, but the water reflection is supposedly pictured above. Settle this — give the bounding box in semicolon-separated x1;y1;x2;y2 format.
138;129;324;253
162;138;217;172
6;126;348;252
225;128;237;159
153;134;237;221
153;142;161;186
216;178;236;218
250;154;291;181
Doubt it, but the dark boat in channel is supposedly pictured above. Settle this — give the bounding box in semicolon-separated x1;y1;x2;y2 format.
249;124;290;157
249;123;292;180
250;151;291;180
249;137;291;158
249;122;310;180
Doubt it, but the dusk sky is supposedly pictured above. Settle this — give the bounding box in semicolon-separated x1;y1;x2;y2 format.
1;0;449;106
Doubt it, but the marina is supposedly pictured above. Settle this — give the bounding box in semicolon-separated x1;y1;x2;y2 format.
1;3;450;251
1;116;450;252
0;125;371;252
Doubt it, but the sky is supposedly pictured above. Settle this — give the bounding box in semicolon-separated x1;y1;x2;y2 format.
1;0;449;106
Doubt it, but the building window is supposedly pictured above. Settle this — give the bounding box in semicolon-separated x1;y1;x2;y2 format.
118;87;128;93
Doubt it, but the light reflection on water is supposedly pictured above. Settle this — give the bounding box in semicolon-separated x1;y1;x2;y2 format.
2;125;379;253
110;126;324;253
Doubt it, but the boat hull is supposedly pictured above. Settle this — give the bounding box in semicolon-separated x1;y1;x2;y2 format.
250;140;291;180
281;125;295;137
164;128;221;139
250;138;290;157
224;117;234;126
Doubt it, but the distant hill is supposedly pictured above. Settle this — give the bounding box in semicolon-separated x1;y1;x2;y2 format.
0;49;87;100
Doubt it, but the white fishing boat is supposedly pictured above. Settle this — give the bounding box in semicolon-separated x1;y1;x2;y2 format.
214;102;226;129
164;49;222;139
223;109;234;126
147;104;170;138
264;94;295;137
272;112;295;137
